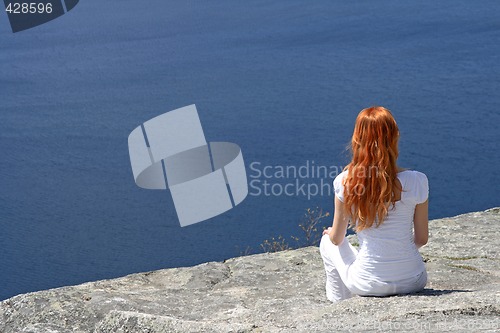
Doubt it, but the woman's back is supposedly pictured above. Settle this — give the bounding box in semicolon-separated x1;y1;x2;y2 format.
334;169;429;282
320;106;429;301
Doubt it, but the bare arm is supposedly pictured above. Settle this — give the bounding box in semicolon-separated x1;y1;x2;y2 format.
413;199;429;248
324;195;349;245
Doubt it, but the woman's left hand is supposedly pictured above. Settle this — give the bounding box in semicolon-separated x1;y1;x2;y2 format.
323;227;332;236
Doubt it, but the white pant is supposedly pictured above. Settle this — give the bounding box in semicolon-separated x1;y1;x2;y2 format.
319;234;427;302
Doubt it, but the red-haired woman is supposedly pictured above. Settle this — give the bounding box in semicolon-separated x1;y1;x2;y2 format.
320;106;429;302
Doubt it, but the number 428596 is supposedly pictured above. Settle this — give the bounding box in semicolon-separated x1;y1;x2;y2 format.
5;2;53;14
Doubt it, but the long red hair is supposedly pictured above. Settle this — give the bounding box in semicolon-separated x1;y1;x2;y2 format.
343;106;401;231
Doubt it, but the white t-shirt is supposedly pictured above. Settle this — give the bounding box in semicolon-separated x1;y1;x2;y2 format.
333;170;429;282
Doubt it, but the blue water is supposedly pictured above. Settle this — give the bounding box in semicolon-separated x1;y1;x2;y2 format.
1;0;499;301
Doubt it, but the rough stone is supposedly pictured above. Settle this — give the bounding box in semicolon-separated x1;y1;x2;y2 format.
1;208;499;332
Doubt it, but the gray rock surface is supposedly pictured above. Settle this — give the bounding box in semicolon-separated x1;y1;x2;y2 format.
1;208;499;332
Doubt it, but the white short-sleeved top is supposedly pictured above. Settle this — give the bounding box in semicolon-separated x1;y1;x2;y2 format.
333;170;429;282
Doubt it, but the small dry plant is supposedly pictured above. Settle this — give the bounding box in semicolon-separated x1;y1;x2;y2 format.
258;207;330;253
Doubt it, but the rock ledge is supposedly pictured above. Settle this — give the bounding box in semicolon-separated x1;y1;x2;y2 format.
1;208;499;332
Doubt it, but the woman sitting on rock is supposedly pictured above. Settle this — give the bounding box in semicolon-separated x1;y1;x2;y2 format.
320;106;429;302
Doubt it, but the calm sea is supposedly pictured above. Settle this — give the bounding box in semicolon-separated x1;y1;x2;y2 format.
1;0;499;300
